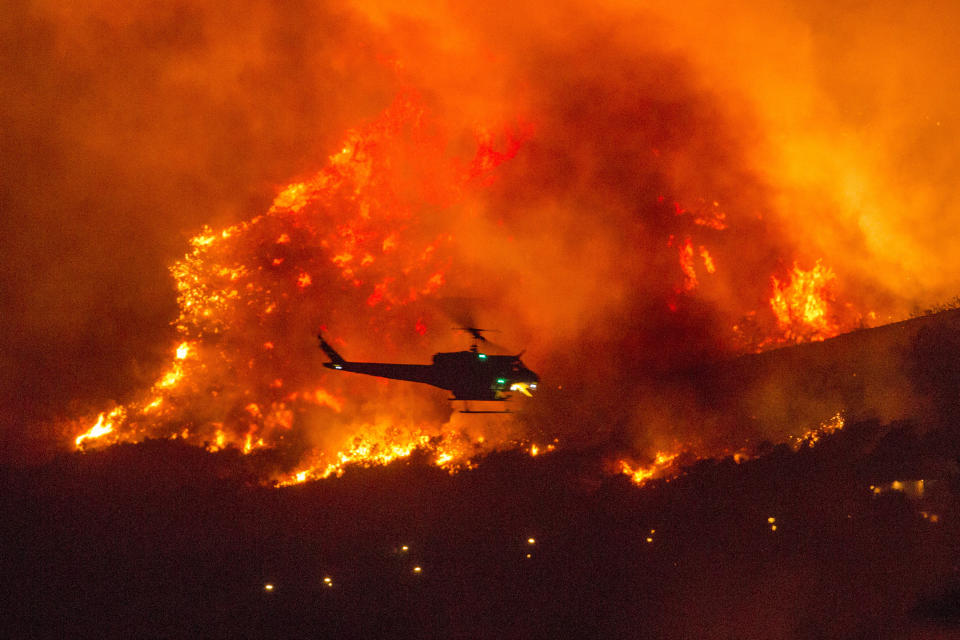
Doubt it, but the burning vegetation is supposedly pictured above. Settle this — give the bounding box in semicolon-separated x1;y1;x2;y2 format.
67;93;543;482
12;0;940;479
57;65;879;483
64;81;864;486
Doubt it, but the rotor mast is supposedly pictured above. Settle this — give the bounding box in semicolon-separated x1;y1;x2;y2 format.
453;327;498;352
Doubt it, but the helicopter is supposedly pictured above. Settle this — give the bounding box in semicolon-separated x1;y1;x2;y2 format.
318;328;539;413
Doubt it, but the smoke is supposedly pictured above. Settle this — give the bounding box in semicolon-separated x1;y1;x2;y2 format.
3;0;959;463
0;0;393;459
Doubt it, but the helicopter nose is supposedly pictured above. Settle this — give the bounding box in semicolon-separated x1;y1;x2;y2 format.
526;369;540;388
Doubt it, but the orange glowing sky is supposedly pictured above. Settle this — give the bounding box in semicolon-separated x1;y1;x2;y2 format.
3;0;959;467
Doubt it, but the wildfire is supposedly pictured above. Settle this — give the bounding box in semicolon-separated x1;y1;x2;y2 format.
275;435;554;487
770;260;839;343
74;407;126;448
665;196;861;351
793;412;846;449
63;77;862;489
66;91;535;478
275;432;436;487
668;235;717;295
619;451;680;486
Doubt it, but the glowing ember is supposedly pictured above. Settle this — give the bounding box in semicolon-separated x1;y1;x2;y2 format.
793;412;845;449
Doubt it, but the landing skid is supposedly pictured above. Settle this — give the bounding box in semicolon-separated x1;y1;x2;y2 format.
461;409;512;414
455;399;512;414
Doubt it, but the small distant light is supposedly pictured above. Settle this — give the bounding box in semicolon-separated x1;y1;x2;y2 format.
264;583;275;592
525;553;532;559
527;537;536;545
497;378;506;385
650;529;656;534
323;576;333;587
401;545;409;552
413;566;422;574
770;525;777;532
767;517;776;524
333;364;343;370
478;353;487;360
646;537;653;543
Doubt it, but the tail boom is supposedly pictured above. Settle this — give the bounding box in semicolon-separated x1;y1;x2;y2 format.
318;334;346;364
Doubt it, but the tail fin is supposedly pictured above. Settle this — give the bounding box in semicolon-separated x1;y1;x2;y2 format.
318;333;346;364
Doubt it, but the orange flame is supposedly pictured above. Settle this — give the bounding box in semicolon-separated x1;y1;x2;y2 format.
793;412;845;448
66;91;534;479
74;407;125;448
770;260;838;343
618;451;680;486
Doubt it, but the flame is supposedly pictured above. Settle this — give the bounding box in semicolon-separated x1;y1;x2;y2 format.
74;406;125;448
793;412;845;449
770;260;838;343
619;451;680;486
67;91;534;480
276;435;553;487
274;429;471;486
62;53;865;483
613;413;845;487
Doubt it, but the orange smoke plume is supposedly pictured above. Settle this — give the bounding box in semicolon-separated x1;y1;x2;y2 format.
4;0;958;471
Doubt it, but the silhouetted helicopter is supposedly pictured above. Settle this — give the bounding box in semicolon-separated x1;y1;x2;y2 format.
318;328;539;413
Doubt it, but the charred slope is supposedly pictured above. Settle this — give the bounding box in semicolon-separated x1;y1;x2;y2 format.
655;309;960;449
5;418;960;640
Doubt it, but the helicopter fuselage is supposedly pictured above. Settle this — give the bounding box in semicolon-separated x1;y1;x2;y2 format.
320;336;539;401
